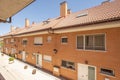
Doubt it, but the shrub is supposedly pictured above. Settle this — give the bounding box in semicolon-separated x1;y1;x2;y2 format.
8;57;14;61
9;54;15;57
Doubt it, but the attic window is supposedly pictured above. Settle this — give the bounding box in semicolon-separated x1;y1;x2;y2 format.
43;18;50;25
101;0;111;5
43;20;50;25
76;12;88;18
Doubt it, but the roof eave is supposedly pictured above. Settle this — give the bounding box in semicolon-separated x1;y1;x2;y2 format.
53;17;120;30
14;27;51;36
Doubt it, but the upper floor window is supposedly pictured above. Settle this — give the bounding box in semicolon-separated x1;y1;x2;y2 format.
6;39;9;44
22;38;27;45
77;34;105;51
61;60;75;70
11;38;14;43
34;37;43;45
47;36;52;42
77;36;84;49
61;37;68;44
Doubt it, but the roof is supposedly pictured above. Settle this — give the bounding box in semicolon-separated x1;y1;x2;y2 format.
1;0;120;37
0;0;35;22
16;17;64;35
53;0;120;29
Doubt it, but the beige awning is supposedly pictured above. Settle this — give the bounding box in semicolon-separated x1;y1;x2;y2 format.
0;0;34;22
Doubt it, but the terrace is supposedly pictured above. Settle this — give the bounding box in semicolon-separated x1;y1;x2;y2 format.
0;53;63;80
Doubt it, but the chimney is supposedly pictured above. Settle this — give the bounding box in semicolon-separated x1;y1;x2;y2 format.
32;21;35;25
25;18;30;27
67;9;71;14
60;1;68;17
11;25;15;32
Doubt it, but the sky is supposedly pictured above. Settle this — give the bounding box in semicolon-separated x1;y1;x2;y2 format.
0;0;105;35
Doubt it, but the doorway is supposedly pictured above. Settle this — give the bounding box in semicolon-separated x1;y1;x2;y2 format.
22;51;26;61
78;63;96;80
36;54;42;68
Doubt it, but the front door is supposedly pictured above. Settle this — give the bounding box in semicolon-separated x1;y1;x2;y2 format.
5;48;8;53
88;66;95;80
36;54;42;68
22;51;26;61
78;63;96;80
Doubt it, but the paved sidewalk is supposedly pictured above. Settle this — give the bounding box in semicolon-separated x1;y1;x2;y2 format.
0;53;61;80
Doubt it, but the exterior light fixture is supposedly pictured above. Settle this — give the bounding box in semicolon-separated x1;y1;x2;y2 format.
53;49;58;54
32;53;36;56
85;60;88;64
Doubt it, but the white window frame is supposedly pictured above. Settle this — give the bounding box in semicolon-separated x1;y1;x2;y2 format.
47;36;52;42
43;55;52;62
61;36;68;44
100;68;115;77
76;35;84;49
34;37;43;45
61;60;75;70
76;33;106;51
11;38;14;43
22;38;28;45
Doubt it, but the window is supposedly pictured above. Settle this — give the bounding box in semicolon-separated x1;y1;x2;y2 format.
5;48;8;53
6;39;9;44
85;35;94;50
34;37;43;45
22;38;27;45
77;36;84;49
76;12;88;18
100;68;115;76
43;55;52;62
19;50;22;54
11;38;14;43
94;35;105;50
11;48;16;54
47;36;52;42
61;60;75;70
77;34;105;51
61;37;68;43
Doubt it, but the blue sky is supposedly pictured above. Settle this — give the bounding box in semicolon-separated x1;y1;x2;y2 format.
0;0;105;35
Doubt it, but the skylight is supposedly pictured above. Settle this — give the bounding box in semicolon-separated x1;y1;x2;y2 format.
43;20;50;25
42;18;51;25
76;12;88;18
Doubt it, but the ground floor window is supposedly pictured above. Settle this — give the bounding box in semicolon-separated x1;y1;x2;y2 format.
61;60;75;70
100;68;115;76
43;55;52;62
11;48;16;54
